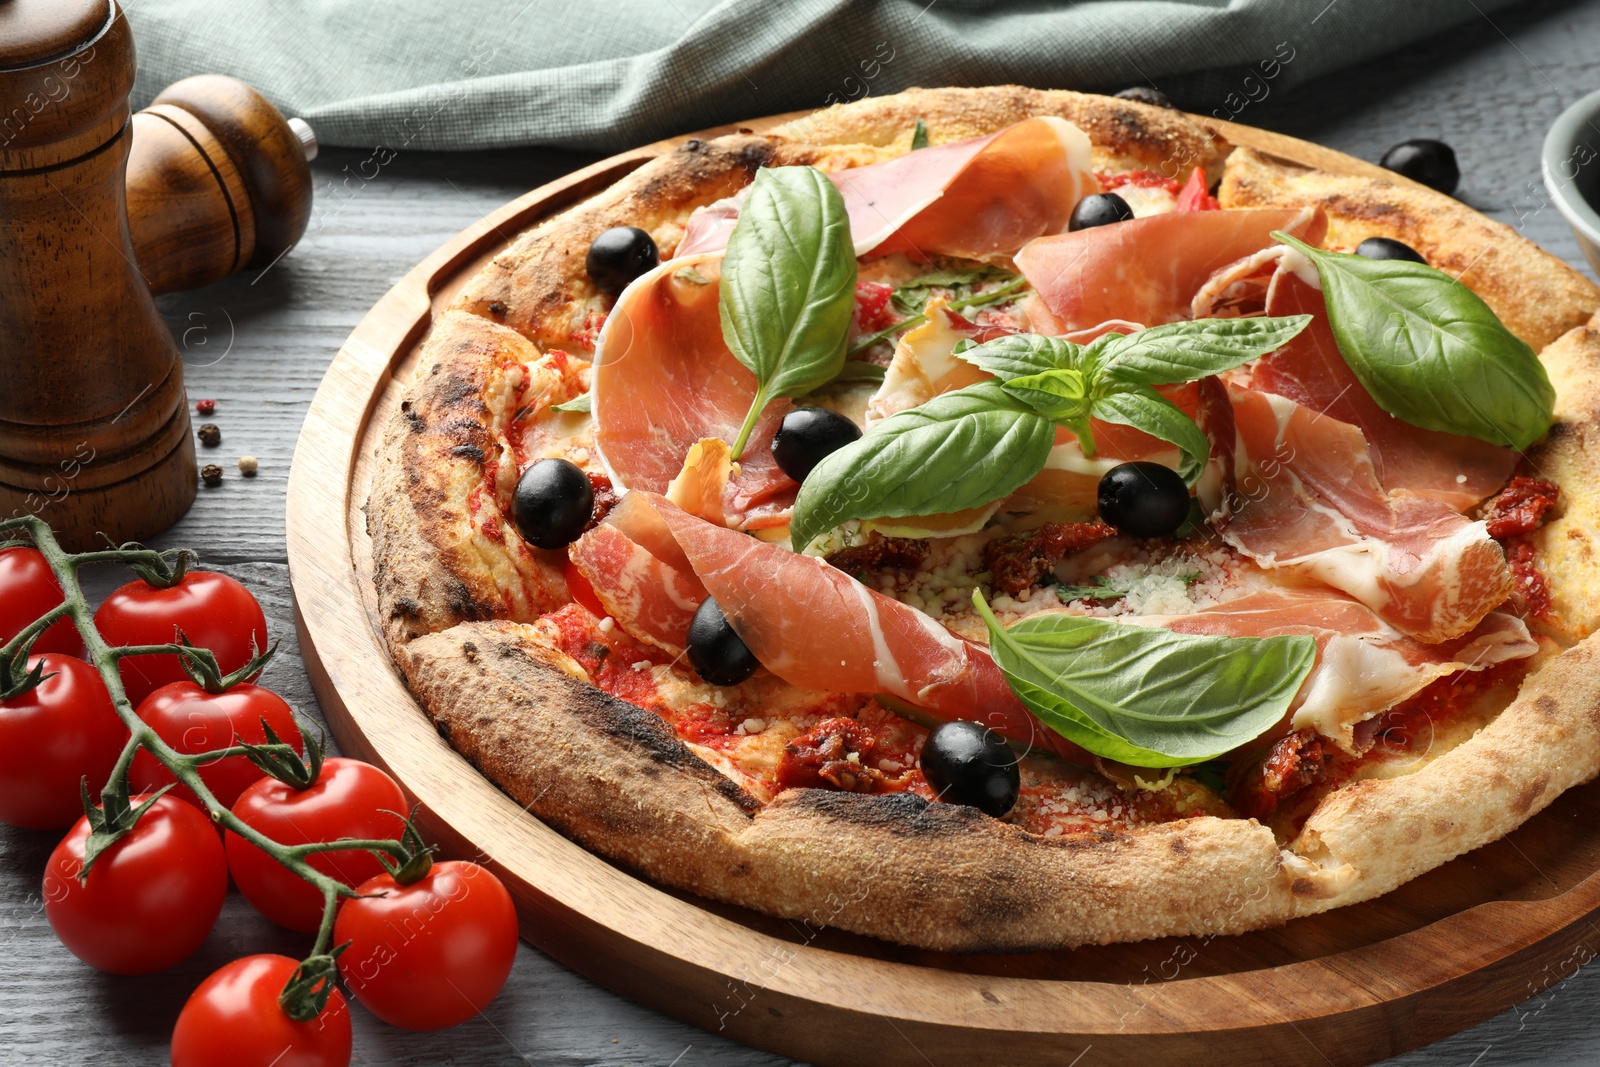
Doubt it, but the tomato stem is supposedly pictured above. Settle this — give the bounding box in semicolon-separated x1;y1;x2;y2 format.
0;515;411;1011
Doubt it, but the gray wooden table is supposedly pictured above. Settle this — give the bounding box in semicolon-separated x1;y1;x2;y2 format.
6;2;1600;1063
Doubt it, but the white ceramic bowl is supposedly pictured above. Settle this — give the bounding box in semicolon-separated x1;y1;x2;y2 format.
1543;86;1600;278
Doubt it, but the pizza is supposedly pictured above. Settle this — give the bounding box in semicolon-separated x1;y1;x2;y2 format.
366;86;1600;952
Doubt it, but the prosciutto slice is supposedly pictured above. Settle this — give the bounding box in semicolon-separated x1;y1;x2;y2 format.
588;252;796;530
1205;387;1512;642
675;117;1097;261
1145;588;1536;750
1250;262;1515;511
568;493;706;654
1014;207;1328;336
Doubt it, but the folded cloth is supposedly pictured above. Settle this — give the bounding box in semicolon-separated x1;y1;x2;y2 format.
127;0;1516;152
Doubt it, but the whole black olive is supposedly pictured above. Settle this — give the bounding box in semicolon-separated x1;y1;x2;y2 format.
919;721;1021;818
1114;86;1174;109
771;407;863;483
1068;193;1136;232
512;458;594;549
586;226;659;294
1355;237;1427;264
1379;139;1460;196
686;596;760;686
1097;461;1191;538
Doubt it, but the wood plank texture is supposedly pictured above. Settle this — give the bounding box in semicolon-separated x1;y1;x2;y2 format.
5;1;1600;1063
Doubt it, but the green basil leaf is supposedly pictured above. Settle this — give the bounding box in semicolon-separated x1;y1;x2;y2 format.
825;361;888;386
1274;231;1554;450
889;265;1013;315
551;392;591;413
910;117;930;151
789;381;1054;550
974;592;1316;767
1001;368;1091;422
1090;384;1212;483
956;333;1090;382
1055;577;1124;604
1098;315;1311;385
721;166;858;456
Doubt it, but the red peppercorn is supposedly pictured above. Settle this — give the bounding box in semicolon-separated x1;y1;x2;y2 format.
196;399;215;416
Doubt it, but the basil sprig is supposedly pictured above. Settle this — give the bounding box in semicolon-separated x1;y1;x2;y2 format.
1273;231;1554;450
789;315;1306;549
790;381;1055;549
721;166;858;457
973;592;1316;767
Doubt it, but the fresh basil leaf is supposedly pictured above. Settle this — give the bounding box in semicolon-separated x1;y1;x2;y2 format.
957;333;1089;382
790;381;1054;550
1090;384;1212;483
974;592;1316;768
1001;368;1091;423
1055;577;1124;604
1098;315;1311;385
551;392;591;413
889;265;1012;315
721;166;858;456
910;117;930;151
1274;231;1553;450
824;361;888;386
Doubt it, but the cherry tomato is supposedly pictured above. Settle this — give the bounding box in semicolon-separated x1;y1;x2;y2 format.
335;861;518;1030
226;758;407;932
129;681;302;809
94;571;268;704
0;546;83;656
0;654;128;829
43;794;227;974
171;954;351;1067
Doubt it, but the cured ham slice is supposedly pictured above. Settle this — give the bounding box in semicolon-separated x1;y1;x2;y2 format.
1014;207;1327;335
589;252;797;530
1206;387;1512;642
1145;588;1536;750
568;493;706;654
1250;262;1515;511
674;117;1097;262
617;492;1087;760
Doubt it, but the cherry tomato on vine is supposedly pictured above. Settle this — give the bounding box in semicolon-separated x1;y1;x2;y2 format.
0;546;83;656
226;758;407;932
128;681;302;809
0;654;128;829
171;954;351;1067
43;794;227;974
335;860;519;1030
94;571;268;704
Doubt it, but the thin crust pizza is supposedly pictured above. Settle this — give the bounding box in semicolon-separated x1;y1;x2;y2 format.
366;86;1600;952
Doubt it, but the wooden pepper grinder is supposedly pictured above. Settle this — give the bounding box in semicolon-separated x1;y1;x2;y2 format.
127;74;316;295
0;0;195;550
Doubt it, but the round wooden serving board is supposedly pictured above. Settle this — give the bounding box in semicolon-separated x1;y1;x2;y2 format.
287;109;1600;1067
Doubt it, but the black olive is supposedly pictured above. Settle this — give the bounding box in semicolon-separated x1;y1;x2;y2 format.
1355;237;1427;264
586;226;659;294
686;596;759;686
1097;461;1191;538
1114;86;1174;109
1379;139;1460;196
771;407;863;483
919;721;1020;818
512;458;594;549
1068;193;1135;232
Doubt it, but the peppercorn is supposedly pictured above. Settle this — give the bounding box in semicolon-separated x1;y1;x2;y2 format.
200;464;223;487
197;423;221;447
238;455;259;477
195;399;216;416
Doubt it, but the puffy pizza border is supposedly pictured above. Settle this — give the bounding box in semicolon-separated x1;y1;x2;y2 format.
366;86;1600;952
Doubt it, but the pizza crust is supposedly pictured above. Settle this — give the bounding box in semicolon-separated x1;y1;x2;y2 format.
367;85;1600;951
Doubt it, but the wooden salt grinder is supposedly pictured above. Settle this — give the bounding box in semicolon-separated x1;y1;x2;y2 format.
127;74;317;295
0;0;195;549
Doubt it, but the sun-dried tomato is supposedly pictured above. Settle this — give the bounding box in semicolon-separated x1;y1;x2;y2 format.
1483;476;1559;540
777;717;884;793
825;536;929;577
1229;730;1328;821
984;520;1116;595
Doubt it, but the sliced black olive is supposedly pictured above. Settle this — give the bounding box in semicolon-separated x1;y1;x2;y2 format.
771;407;863;483
1355;237;1427;264
512;458;593;549
1379;139;1460;196
1068;193;1136;232
686;596;759;686
586;226;659;294
1114;86;1174;109
1097;461;1190;539
919;721;1021;818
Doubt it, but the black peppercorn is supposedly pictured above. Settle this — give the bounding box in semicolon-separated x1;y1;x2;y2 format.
200;464;223;487
198;423;221;447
